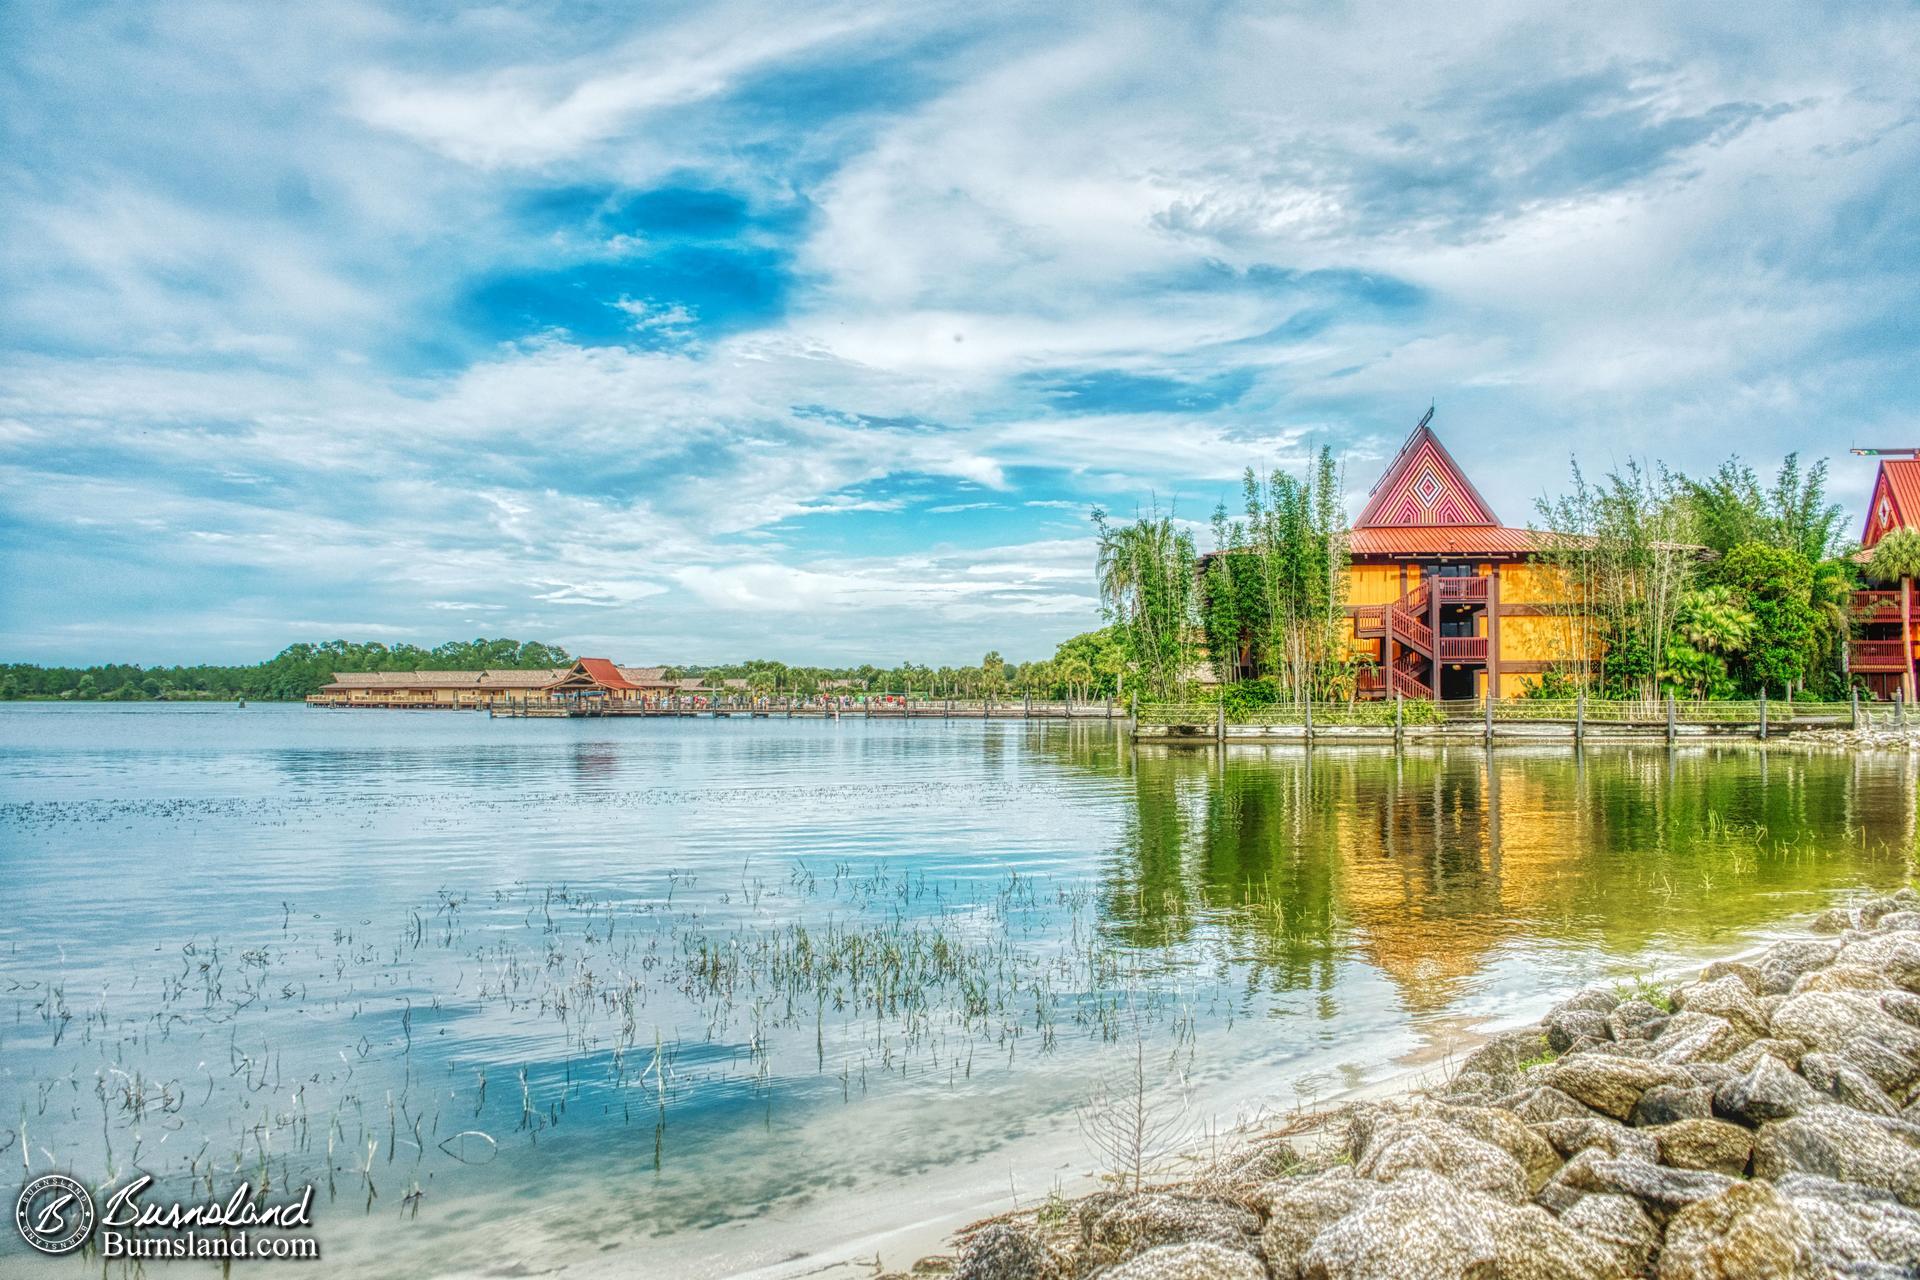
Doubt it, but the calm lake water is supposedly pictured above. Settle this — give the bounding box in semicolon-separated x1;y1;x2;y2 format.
1;704;1915;1277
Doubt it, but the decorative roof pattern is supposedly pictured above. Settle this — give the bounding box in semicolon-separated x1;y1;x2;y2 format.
1863;460;1920;549
1348;526;1558;557
1354;416;1500;529
552;658;640;691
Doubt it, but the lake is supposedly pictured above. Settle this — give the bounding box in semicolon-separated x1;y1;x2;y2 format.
0;704;1913;1276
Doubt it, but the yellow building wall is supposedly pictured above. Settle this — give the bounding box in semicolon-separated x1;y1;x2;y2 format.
1348;563;1405;606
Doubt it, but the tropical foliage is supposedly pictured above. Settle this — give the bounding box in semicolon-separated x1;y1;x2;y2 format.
1093;505;1200;701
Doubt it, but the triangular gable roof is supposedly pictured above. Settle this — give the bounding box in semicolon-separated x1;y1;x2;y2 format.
1354;411;1501;529
546;657;639;691
1863;460;1920;549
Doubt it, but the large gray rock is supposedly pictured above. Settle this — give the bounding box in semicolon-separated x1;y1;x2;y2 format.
1549;986;1622;1017
1790;963;1893;996
1699;959;1762;992
1858;896;1908;928
1412;1102;1560;1193
1080;1193;1259;1271
1752;1108;1920;1207
1879;910;1920;933
1777;1173;1920;1277
1714;1054;1823;1126
1810;907;1855;935
1558;1193;1658;1277
1536;1116;1658;1164
1544;1147;1737;1223
1255;1168;1374;1280
1652;1012;1751;1065
1837;933;1920;992
1353;1115;1528;1203
1546;1008;1613;1054
1105;1242;1266;1280
1502;1085;1600;1125
1723;1037;1807;1072
1544;1054;1695;1120
1673;974;1771;1040
1800;1050;1900;1115
1656;1180;1809;1280
1300;1169;1617;1280
1607;997;1669;1042
953;1222;1063;1280
1629;1083;1714;1127
1752;940;1843;995
1769;990;1920;1095
1651;1117;1753;1177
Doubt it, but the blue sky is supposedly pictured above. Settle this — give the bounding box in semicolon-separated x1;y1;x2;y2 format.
3;2;1918;666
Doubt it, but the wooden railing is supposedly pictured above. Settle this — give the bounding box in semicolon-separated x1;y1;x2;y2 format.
1390;605;1433;653
1438;635;1488;661
1850;640;1912;670
1389;665;1431;699
1435;576;1489;601
1852;590;1911;621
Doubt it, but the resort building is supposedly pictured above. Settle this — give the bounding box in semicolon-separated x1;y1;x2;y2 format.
1851;454;1920;701
1337;414;1594;700
311;659;681;709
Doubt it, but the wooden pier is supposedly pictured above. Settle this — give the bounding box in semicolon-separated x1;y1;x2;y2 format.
485;697;1122;721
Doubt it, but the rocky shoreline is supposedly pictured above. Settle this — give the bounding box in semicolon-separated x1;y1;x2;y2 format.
905;888;1920;1280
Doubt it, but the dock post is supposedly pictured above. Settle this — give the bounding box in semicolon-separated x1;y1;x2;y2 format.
1758;690;1767;740
1024;692;1030;718
1394;692;1403;746
1851;686;1860;729
1304;698;1313;745
1216;699;1225;744
1484;688;1493;744
1666;693;1676;744
1899;691;1907;728
1575;691;1585;743
1129;692;1137;729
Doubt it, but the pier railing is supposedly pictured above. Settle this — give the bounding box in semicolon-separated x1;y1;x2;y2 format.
1136;694;1866;736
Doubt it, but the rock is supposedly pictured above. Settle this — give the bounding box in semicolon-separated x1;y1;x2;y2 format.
1502;1086;1600;1125
1299;1169;1614;1280
1752;1108;1920;1207
1810;907;1855;935
1882;910;1920;933
1255;1168;1374;1279
1656;1180;1808;1280
1558;1193;1658;1276
1550;986;1622;1017
1629;1083;1714;1127
1198;1138;1300;1193
1353;1115;1528;1203
1673;975;1771;1040
1800;1050;1900;1115
1679;1061;1739;1091
1769;991;1920;1095
1859;896;1906;928
1105;1242;1266;1280
1714;1054;1823;1125
1777;1173;1920;1277
1793;964;1895;997
1700;959;1762;992
1652;1117;1754;1177
1452;1031;1552;1100
1081;1194;1258;1271
1546;1008;1613;1054
1883;990;1920;1031
1753;940;1843;995
953;1223;1063;1280
1837;933;1920;992
1537;1116;1659;1164
1544;1054;1695;1120
1724;1038;1806;1072
1607;997;1669;1042
1413;1102;1560;1193
1651;1012;1751;1065
1545;1147;1737;1223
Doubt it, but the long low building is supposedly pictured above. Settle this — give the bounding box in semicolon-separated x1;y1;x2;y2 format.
310;659;686;708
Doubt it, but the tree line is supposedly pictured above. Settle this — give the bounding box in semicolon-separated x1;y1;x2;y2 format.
1;633;1137;704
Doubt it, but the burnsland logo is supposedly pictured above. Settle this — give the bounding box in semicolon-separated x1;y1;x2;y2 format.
16;1174;96;1255
16;1174;320;1261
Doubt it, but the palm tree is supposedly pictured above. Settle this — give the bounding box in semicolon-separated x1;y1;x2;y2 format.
1871;528;1920;585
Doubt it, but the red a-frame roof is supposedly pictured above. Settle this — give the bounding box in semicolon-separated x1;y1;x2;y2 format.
552;657;639;691
1354;413;1501;529
1863;460;1920;549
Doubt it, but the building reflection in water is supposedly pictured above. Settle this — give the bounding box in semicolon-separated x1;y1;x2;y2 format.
1086;740;1918;1016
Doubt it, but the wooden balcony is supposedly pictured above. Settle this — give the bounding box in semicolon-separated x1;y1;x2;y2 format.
1850;640;1913;671
1438;635;1489;661
1435;576;1489;602
1852;589;1918;623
